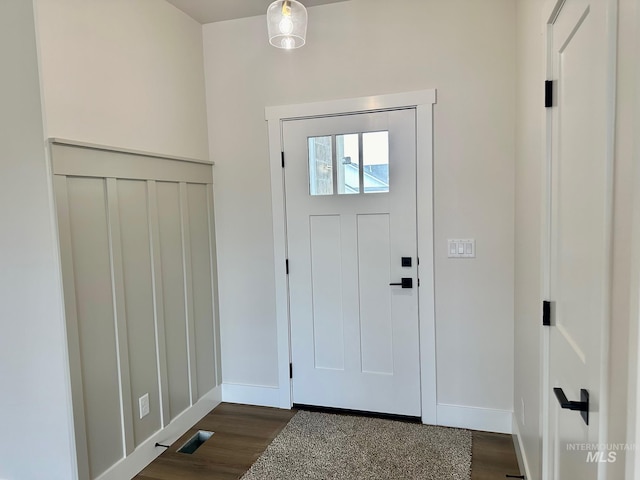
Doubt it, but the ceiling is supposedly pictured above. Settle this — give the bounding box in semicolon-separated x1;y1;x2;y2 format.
165;0;349;24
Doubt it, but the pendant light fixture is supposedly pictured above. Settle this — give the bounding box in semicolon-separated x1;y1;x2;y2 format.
267;0;308;50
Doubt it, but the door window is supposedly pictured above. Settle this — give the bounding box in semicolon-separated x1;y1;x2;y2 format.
336;134;360;194
363;132;389;193
308;136;333;196
308;131;389;196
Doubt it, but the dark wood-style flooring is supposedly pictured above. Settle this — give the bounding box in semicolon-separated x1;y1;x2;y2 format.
136;403;522;480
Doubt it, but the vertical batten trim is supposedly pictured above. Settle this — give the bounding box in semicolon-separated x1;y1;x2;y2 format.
105;178;136;455
147;180;171;426
54;175;91;480
206;183;222;386
180;182;198;403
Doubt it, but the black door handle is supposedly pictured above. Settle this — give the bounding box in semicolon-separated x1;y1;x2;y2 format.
553;387;589;425
390;278;413;289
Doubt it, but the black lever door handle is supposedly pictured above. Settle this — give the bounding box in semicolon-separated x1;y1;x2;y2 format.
553;387;589;425
389;278;413;289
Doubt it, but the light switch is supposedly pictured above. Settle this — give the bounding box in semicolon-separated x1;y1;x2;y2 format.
448;239;476;258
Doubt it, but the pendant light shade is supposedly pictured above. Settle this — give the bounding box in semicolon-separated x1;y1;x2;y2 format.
267;0;307;50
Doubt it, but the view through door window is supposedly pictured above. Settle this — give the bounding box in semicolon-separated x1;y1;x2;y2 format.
308;131;389;196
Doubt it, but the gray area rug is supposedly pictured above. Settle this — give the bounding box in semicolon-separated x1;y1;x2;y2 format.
241;410;472;480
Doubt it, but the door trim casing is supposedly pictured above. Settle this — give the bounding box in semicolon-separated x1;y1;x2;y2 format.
265;90;437;424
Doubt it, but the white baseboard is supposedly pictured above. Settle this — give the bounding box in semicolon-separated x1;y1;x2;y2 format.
96;385;222;480
436;403;513;433
221;383;283;408
512;413;532;479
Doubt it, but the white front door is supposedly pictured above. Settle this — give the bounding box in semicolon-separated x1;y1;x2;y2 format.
546;0;613;477
283;109;421;416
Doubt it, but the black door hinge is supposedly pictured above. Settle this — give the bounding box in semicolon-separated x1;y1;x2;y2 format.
289;363;293;379
545;80;553;108
286;259;289;275
281;152;285;168
418;278;421;287
543;300;551;326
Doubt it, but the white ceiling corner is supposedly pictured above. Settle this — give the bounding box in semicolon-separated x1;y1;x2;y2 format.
165;0;350;25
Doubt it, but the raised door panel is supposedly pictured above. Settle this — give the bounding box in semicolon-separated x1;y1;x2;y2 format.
357;214;393;375
309;214;345;371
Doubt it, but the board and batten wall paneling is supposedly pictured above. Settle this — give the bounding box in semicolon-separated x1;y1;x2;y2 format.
156;181;191;421
52;142;220;478
116;179;163;447
64;177;125;478
187;183;218;398
147;180;172;427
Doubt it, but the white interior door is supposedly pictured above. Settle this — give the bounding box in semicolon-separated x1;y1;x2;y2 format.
546;0;612;477
283;109;421;417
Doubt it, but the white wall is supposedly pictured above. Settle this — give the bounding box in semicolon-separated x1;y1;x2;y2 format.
0;1;76;479
203;0;516;422
513;0;545;478
35;0;210;161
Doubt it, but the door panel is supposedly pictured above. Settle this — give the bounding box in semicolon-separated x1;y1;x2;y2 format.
358;214;393;375
309;214;345;370
284;109;420;416
547;0;612;477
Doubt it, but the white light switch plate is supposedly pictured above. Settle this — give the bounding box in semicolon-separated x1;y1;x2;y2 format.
139;393;150;419
448;239;476;258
